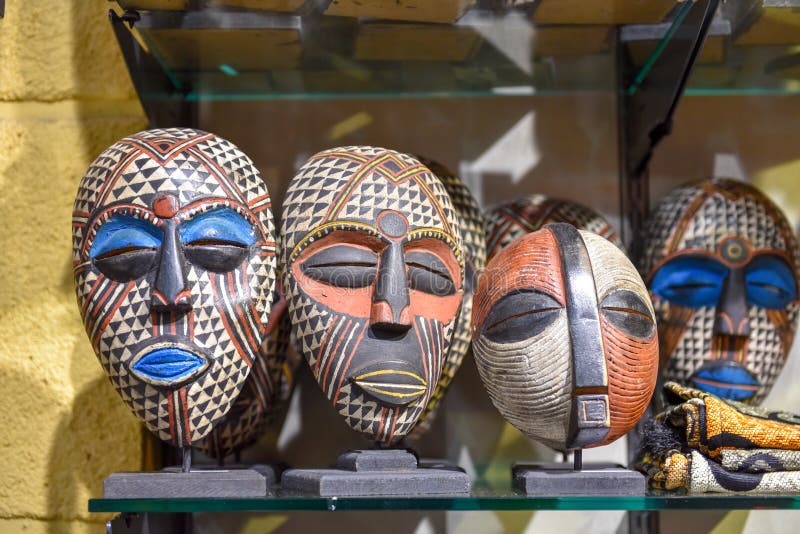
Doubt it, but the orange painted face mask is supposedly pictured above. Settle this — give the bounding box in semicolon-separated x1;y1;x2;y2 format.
281;147;464;446
472;224;658;452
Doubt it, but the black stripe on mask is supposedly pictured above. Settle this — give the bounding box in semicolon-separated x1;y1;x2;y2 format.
548;222;610;450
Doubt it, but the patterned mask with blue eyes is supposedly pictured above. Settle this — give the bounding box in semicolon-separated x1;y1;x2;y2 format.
639;178;800;405
72;128;283;451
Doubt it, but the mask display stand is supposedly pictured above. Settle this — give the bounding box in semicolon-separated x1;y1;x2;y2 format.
102;447;271;498
281;448;470;497
512;449;645;496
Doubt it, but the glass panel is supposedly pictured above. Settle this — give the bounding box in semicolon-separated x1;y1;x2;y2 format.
89;489;800;513
116;1;800;99
126;7;621;99
622;1;800;96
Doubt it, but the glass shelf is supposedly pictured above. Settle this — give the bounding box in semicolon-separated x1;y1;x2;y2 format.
127;8;618;100
90;486;800;513
113;1;800;101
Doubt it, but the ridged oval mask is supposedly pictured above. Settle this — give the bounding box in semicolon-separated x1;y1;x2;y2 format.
72;128;277;448
472;224;658;451
281;146;464;445
639;178;800;404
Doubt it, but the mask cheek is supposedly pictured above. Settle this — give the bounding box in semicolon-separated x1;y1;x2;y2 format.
655;302;712;382
293;267;372;319
409;290;461;325
746;306;794;402
247;249;277;325
473;312;573;451
598;317;658;446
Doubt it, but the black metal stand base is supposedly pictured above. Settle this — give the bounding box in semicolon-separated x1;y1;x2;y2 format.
513;461;645;496
103;466;272;498
281;449;471;497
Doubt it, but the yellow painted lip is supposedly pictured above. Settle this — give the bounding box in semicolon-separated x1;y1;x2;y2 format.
351;369;428;400
352;369;427;386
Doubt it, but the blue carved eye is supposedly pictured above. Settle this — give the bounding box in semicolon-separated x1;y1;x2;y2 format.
179;207;256;246
650;256;727;308
745;255;797;309
90;216;161;259
179;208;255;272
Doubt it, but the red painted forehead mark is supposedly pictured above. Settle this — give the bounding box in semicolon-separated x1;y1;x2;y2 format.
473;227;566;332
153;193;179;219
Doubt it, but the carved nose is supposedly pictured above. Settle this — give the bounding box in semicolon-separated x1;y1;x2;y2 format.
713;268;750;337
370;242;411;332
370;301;411;332
151;219;191;314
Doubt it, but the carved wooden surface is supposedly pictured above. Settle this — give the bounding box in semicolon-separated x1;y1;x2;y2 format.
473;226;657;451
484;194;623;261
72;128;278;448
280;146;464;445
638;178;800;405
407;157;487;442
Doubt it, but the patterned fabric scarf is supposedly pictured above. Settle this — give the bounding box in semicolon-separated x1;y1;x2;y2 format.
637;382;800;493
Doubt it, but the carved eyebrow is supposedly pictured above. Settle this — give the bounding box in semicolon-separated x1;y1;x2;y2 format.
179;207;255;246
90;216;161;259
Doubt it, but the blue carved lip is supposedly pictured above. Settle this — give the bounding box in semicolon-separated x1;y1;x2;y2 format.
690;364;760;401
131;347;208;386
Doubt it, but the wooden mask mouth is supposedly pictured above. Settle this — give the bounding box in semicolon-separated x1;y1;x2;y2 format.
690;360;760;401
129;339;210;387
350;360;428;406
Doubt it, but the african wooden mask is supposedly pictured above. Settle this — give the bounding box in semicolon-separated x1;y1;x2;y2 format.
281;146;464;445
639;178;800;404
472;224;658;451
407;157;487;441
72;128;277;448
485;195;623;261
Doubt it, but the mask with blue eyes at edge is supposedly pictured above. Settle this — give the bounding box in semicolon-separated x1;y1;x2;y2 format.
72;128;280;451
639;178;800;405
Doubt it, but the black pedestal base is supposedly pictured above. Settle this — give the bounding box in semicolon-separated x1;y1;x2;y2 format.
281;449;471;497
513;462;645;496
103;465;275;498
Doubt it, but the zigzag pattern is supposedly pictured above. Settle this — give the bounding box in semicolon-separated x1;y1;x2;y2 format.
484;194;623;261
407;159;487;441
